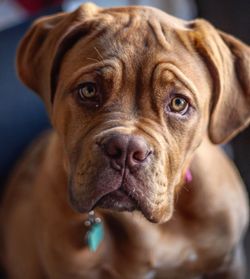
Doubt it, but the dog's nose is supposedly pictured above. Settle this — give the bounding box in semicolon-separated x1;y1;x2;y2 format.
102;135;151;171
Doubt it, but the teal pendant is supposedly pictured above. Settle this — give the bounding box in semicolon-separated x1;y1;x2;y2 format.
85;211;104;252
86;222;104;252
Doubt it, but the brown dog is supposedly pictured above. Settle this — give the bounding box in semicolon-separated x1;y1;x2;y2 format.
1;3;250;279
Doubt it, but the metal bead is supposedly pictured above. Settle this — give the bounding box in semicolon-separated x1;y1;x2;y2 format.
84;220;91;227
95;217;101;223
89;211;95;216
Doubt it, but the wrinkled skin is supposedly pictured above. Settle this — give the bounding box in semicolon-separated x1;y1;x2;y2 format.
55;39;208;223
47;6;211;223
1;3;250;279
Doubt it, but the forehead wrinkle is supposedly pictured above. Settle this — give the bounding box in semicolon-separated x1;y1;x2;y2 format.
148;61;165;117
174;29;194;53
111;13;141;40
147;19;171;51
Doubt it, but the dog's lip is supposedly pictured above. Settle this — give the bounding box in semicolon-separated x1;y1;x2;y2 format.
94;187;167;223
95;188;138;212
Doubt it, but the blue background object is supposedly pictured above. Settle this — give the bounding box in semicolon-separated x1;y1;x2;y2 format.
0;9;60;194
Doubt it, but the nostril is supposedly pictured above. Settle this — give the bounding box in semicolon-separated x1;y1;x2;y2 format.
107;146;123;159
102;135;129;170
128;138;152;167
133;150;152;162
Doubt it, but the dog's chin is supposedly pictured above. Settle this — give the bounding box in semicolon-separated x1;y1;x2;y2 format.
98;194;172;224
95;189;138;212
70;188;173;224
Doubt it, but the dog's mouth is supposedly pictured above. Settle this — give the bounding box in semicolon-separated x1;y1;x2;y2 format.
70;164;171;223
95;187;138;212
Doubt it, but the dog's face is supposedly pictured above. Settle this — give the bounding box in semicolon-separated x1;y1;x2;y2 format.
17;4;250;223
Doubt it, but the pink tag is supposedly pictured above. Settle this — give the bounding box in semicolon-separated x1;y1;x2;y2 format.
185;169;192;183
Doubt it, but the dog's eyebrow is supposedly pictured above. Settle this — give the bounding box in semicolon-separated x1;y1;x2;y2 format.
165;63;199;98
152;62;199;104
50;23;107;103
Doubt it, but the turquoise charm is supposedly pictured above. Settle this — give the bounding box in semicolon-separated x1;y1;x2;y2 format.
86;222;104;252
85;211;104;252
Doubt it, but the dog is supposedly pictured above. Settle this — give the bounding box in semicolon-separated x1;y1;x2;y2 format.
1;3;250;279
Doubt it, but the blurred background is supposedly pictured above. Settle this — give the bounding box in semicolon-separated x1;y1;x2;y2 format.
0;0;249;277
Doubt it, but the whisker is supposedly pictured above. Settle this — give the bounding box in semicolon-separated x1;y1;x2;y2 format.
86;57;101;63
94;46;104;60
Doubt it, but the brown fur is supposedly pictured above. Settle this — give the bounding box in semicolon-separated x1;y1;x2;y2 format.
1;3;250;278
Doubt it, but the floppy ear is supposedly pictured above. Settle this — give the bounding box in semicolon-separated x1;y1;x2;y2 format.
16;12;67;111
16;3;99;113
189;19;250;144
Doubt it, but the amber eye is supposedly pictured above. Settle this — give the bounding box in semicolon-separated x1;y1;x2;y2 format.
169;96;189;114
77;83;97;100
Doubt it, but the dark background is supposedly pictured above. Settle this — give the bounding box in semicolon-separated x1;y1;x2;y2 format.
0;0;249;277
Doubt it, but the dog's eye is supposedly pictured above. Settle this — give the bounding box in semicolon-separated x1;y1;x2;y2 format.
77;83;97;99
168;96;189;114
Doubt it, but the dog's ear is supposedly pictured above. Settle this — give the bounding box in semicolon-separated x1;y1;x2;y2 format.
189;19;250;144
16;3;99;112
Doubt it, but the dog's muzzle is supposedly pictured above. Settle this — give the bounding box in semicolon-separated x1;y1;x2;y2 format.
95;134;153;211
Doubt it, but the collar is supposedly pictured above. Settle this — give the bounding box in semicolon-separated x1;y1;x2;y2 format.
185;169;193;183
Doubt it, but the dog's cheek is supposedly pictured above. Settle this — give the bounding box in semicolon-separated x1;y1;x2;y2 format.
152;182;175;224
68;162;93;212
154;204;174;224
142;191;174;224
51;96;89;150
136;160;174;223
147;150;186;223
69;145;98;189
68;153;105;212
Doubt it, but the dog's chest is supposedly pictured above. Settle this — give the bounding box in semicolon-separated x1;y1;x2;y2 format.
104;215;229;279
